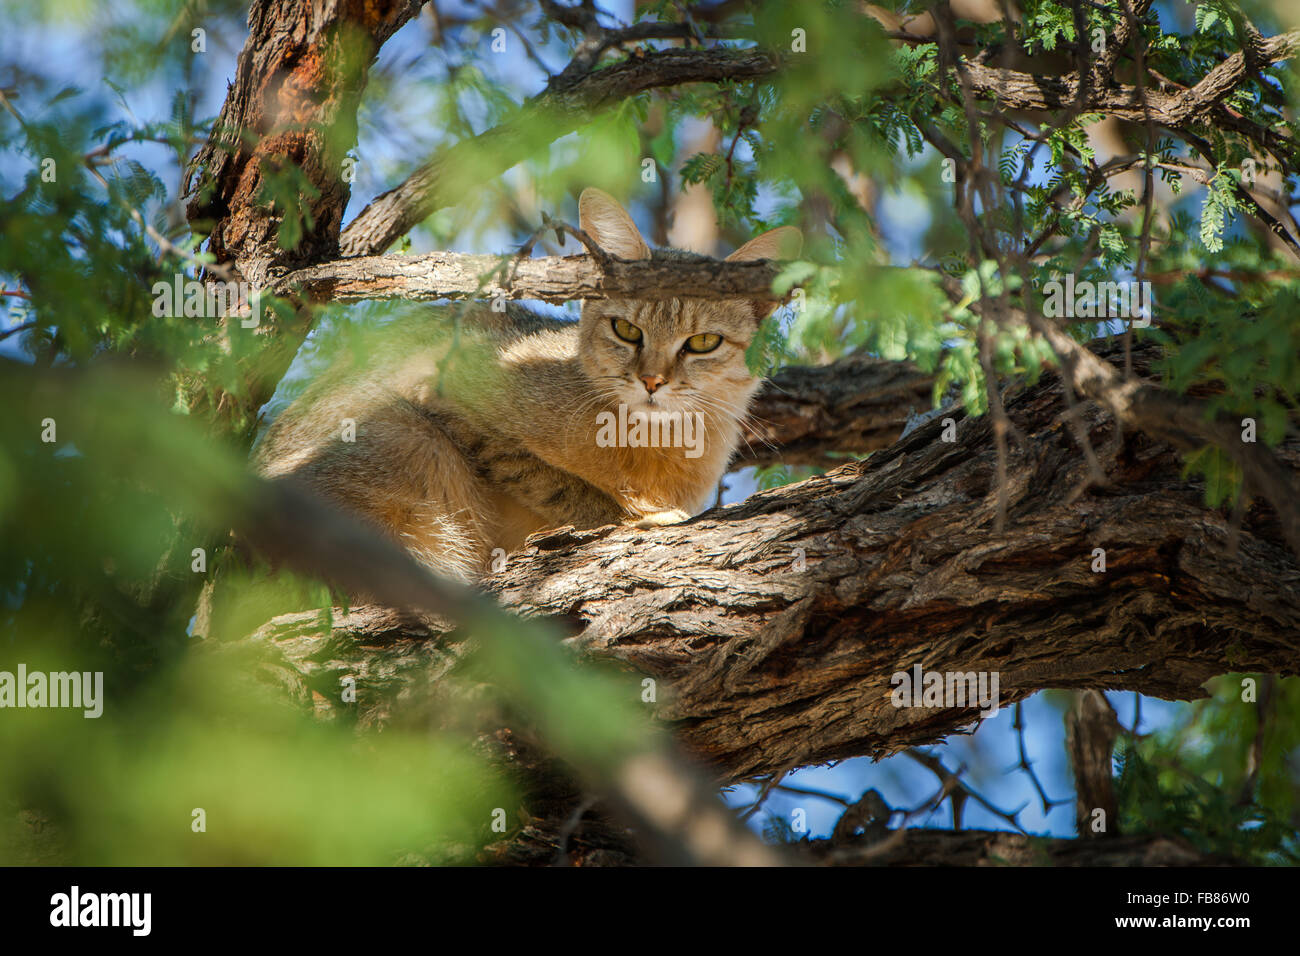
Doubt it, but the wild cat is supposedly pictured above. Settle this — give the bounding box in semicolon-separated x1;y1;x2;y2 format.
254;188;801;581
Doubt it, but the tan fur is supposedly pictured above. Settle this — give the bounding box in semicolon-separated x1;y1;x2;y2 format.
254;189;801;582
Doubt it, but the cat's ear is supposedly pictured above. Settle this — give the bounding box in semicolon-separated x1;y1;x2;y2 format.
726;225;803;321
726;225;803;263
578;188;651;260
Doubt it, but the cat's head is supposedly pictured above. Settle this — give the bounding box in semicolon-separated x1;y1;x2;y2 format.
575;188;801;421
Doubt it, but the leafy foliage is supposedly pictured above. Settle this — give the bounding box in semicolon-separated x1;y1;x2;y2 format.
1115;678;1300;864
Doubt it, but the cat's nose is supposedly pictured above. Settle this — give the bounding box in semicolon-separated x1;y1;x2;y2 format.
640;374;666;394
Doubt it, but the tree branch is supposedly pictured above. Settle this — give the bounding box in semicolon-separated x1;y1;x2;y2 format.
960;30;1300;124
241;342;1300;785
179;0;428;438
233;474;784;866
274;250;790;301
1029;316;1300;558
803;828;1239;866
184;0;426;284
338;46;779;257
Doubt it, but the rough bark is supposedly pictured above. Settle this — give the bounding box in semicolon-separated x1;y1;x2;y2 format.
275;250;791;302
1025;312;1300;558
740;354;935;467
244;342;1300;785
229;473;785;866
179;0;426;436
1065;690;1121;840
184;0;424;285
942;28;1300;125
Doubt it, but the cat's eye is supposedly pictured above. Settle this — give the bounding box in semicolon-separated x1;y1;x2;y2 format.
682;333;723;353
611;317;643;344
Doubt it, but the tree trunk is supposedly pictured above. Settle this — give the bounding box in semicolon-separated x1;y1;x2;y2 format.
181;0;425;437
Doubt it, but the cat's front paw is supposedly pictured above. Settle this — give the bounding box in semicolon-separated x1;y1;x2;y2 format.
631;509;691;529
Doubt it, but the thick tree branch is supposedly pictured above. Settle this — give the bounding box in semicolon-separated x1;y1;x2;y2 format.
243;342;1300;785
179;0;427;438
233;475;783;866
274;250;790;301
184;0;426;284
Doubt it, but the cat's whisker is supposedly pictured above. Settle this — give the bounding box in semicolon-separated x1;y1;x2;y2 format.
686;392;752;425
685;392;780;458
562;387;621;436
